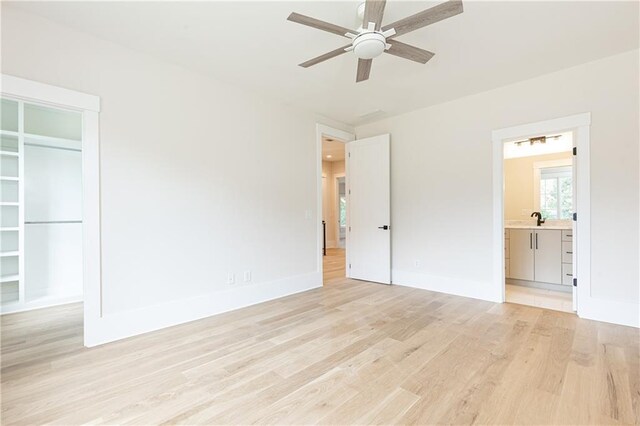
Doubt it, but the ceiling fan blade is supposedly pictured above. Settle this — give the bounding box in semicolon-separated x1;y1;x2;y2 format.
382;0;463;38
356;59;373;82
299;45;351;68
385;40;435;64
287;12;353;38
363;0;386;30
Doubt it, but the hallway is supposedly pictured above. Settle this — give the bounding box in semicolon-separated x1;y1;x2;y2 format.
323;248;345;284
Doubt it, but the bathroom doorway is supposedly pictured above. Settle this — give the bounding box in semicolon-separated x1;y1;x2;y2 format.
492;113;592;317
502;132;575;312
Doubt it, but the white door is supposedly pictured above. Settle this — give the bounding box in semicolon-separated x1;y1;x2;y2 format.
534;229;562;284
347;134;391;284
509;229;534;281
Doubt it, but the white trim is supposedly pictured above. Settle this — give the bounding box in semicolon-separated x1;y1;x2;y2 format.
492;113;590;142
0;295;83;315
493;113;638;328
1;74;103;344
1;74;100;112
86;271;321;347
393;269;495;302
316;124;354;279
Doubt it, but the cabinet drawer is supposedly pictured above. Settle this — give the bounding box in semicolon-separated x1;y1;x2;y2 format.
562;263;573;286
505;238;510;259
562;241;573;263
562;230;573;242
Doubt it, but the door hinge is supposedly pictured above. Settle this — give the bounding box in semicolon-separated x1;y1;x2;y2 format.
573;147;577;156
348;263;351;269
573;212;577;221
348;226;351;232
573;277;577;287
348;152;351;158
348;189;351;195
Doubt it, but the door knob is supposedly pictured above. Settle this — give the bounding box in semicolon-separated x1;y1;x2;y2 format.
378;225;389;230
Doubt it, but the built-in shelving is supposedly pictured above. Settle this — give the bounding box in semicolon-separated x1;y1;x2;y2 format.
1;98;84;313
0;275;19;283
0;98;23;309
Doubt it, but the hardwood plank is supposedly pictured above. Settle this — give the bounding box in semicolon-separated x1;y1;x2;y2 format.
1;249;638;425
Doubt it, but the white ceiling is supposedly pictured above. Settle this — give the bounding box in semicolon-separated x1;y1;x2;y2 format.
322;137;347;161
9;1;639;125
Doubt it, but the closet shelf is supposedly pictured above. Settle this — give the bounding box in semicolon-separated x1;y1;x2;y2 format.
0;202;19;206
0;151;19;157
0;275;19;283
0;176;19;181
0;251;19;257
0;227;19;232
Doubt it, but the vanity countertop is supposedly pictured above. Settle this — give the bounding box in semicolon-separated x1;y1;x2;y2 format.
505;224;572;230
504;220;572;231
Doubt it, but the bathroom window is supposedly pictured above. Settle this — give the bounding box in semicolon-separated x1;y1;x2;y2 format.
540;166;572;219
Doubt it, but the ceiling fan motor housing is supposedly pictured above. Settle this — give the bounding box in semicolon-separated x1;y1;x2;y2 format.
352;32;387;59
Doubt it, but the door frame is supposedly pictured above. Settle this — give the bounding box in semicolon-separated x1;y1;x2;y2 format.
2;74;101;346
316;124;354;280
492;113;590;314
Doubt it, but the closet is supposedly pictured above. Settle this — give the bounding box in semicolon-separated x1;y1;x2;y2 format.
0;98;83;313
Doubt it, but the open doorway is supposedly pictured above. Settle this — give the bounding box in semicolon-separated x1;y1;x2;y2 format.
2;75;101;347
321;136;347;284
1;99;84;313
502;132;575;313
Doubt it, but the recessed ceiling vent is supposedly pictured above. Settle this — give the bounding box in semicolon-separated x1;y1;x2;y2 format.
358;109;385;120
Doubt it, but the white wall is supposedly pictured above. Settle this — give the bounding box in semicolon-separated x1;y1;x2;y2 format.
2;7;353;344
356;50;639;326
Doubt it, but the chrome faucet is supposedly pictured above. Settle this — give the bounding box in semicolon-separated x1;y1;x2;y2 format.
531;211;545;227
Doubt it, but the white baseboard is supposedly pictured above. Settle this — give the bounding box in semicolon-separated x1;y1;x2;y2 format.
85;271;322;347
578;296;639;328
394;270;638;329
0;294;83;315
392;269;501;303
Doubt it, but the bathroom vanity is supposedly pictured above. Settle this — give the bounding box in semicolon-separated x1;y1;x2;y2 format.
505;223;573;288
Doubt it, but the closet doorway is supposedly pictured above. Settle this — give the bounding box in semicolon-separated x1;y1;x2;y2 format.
1;98;84;313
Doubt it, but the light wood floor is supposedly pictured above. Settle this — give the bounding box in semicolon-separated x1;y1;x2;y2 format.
1;250;639;425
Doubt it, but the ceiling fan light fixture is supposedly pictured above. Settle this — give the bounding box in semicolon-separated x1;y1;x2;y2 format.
352;32;386;59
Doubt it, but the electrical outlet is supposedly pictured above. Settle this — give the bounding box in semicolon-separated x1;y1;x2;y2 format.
304;209;312;220
243;271;251;282
227;273;235;284
414;260;420;267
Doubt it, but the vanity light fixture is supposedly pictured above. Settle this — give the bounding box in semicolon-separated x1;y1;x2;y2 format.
514;134;561;146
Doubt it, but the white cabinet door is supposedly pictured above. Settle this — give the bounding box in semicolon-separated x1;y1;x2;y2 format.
347;134;391;284
509;229;534;281
534;229;562;284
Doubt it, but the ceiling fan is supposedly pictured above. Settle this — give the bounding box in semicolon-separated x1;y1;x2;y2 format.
287;0;463;82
